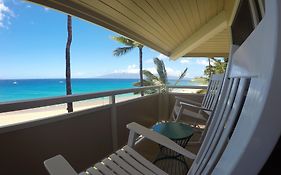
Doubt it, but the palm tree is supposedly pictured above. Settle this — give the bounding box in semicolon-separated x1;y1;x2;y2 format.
112;36;144;95
204;57;228;80
134;57;188;94
65;15;73;112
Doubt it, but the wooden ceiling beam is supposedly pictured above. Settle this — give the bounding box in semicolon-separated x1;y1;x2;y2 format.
170;11;228;60
224;0;241;26
184;52;229;57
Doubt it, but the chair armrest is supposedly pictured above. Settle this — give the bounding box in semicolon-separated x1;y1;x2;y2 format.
127;122;196;160
180;102;212;112
44;155;78;175
175;96;202;107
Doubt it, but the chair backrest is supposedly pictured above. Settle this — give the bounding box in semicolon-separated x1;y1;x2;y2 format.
188;1;281;174
188;76;251;174
170;73;225;122
201;73;225;111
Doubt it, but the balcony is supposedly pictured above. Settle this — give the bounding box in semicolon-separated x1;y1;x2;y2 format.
0;85;206;174
1;0;281;174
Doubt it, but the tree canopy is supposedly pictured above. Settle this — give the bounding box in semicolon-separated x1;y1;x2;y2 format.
204;57;228;79
134;57;188;94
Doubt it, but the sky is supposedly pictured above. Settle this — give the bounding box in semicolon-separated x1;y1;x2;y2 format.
0;0;212;79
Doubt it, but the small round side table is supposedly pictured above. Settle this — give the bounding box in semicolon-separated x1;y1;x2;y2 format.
152;121;193;175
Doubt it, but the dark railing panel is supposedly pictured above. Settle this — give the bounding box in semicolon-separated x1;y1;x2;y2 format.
116;94;159;147
0;107;113;175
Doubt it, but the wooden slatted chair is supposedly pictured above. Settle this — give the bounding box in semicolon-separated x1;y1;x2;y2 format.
187;77;251;174
43;76;252;175
43;74;228;175
171;73;225;126
44;122;197;175
170;73;225;144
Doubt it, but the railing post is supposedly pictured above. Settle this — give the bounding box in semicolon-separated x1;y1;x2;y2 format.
109;95;118;151
158;86;164;121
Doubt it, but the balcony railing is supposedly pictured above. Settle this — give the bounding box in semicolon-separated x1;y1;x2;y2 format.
0;85;207;128
0;85;163;113
0;85;207;174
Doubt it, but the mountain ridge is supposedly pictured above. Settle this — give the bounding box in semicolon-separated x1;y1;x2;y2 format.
97;72;191;80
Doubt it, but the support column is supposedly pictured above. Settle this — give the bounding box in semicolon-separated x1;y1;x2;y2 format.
109;95;118;151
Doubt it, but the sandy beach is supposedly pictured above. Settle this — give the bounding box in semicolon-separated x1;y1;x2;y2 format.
0;89;200;127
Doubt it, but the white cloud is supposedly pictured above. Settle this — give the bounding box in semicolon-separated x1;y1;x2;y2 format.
179;58;190;64
44;7;49;11
166;67;181;77
157;53;169;60
0;0;13;28
113;61;190;78
114;64;139;74
145;66;185;77
72;71;87;78
196;60;209;66
113;64;183;77
144;59;153;64
26;5;31;8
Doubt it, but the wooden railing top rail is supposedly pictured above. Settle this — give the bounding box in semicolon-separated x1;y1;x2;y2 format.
0;85;207;113
0;85;161;113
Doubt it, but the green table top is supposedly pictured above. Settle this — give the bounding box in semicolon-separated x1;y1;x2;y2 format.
152;122;193;140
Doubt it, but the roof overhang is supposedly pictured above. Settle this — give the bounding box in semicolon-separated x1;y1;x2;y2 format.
27;0;240;59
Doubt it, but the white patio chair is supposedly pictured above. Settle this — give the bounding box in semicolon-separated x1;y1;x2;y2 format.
171;73;225;125
44;122;196;175
44;74;250;175
169;73;225;144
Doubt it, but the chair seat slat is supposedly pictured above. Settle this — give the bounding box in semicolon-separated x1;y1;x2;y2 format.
94;163;115;175
123;146;168;175
110;154;142;175
116;149;155;175
102;158;130;175
86;167;103;175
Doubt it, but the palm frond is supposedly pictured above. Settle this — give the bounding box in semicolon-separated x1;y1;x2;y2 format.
133;89;157;95
133;80;155;87
143;70;159;82
112;36;135;46
175;67;188;85
113;46;134;56
133;80;156;95
153;57;167;84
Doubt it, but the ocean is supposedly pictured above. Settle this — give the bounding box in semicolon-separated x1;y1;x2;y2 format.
0;79;198;102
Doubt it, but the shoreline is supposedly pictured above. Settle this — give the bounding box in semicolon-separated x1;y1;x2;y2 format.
0;89;200;127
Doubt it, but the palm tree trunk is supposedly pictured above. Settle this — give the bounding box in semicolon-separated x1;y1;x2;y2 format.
66;15;73;112
208;57;212;79
139;46;144;96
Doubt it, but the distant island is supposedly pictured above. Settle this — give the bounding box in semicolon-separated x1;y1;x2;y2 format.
97;72;192;80
190;77;208;85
